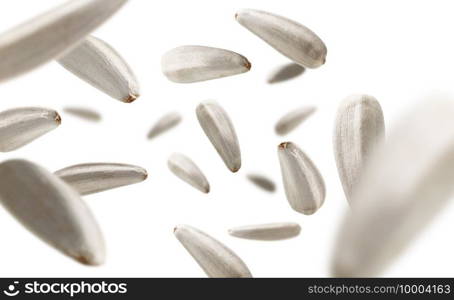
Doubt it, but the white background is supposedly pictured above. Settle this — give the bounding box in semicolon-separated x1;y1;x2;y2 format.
0;0;453;277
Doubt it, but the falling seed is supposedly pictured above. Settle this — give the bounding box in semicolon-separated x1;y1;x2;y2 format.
174;225;252;278
275;106;316;135
0;159;105;265
246;173;276;192
196;101;241;172
235;9;327;68
331;95;454;277
333;94;385;205
147;112;182;139
228;222;301;241
168;153;210;193
64;106;102;122
161;45;251;83
277;142;325;215
267;63;305;84
0;107;61;152
0;0;129;83
58;35;140;103
55;163;147;195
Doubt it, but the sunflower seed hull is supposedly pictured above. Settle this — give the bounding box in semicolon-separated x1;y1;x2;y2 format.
174;225;252;278
333;94;385;205
228;222;301;241
246;174;276;192
58;35;139;103
196;101;241;172
275;106;316;135
236;9;327;68
64;106;101;122
168;153;210;193
332;95;454;277
267;63;305;84
0;107;61;152
0;0;128;82
278;142;325;215
147;112;182;139
0;159;105;265
162;45;251;83
55;163;147;195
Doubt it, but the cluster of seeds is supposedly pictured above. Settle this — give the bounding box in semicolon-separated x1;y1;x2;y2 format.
0;0;453;278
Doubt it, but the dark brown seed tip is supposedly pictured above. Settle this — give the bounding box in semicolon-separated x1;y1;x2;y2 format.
204;185;210;194
244;59;252;70
124;93;139;103
230;164;241;173
54;112;62;125
73;255;97;266
278;142;291;150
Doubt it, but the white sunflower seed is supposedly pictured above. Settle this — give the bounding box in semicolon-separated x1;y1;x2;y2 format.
228;222;301;241
64;106;101;122
174;225;252;278
55;163;147;195
0;159;105;265
246;173;276;192
331;95;454;277
161;45;251;83
267;63;305;84
236;9;327;68
196;101;241;172
275;106;316;135
0;0;128;82
168;153;210;193
147;112;182;139
277;142;325;215
0;107;61;152
333;94;385;205
58;35;139;103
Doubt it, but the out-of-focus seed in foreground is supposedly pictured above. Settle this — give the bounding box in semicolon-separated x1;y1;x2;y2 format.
0;0;129;83
332;94;454;277
236;9;327;68
0;159;105;265
278;142;325;215
174;224;252;278
333;94;385;205
196;101;241;172
161;45;251;83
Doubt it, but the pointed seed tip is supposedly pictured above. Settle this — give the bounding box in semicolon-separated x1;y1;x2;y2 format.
124;93;139;103
278;142;290;149
231;165;241;173
244;59;252;70
55;112;62;125
73;255;101;266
